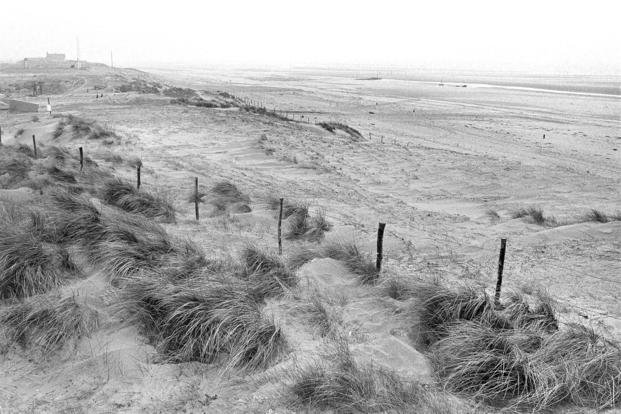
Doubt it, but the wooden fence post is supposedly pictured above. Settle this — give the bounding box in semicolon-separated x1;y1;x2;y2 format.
494;238;507;306
194;177;200;221
79;147;84;171
376;222;386;272
32;134;37;158
277;198;284;255
136;164;141;189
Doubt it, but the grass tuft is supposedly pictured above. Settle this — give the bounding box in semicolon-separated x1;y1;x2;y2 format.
119;275;286;371
239;245;297;301
512;207;555;226
289;339;424;411
417;281;621;410
1;294;98;354
102;178;175;222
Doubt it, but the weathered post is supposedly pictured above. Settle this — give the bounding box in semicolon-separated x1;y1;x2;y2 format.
494;238;507;307
136;164;141;189
79;147;84;171
376;222;386;272
32;134;37;158
194;177;200;221
278;198;284;255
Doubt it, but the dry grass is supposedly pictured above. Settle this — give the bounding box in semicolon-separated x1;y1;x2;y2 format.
207;180;251;213
0;222;78;299
102;178;175;222
1;294;98;354
63;115;119;141
512;207;556;226
238;245;297;301
288;339;425;412
583;209;621;223
119;275;286;371
415;281;621;410
288;240;378;284
284;204;332;242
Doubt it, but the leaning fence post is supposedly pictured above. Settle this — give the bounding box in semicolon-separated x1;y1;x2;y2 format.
32;134;37;158
79;147;84;171
194;177;200;221
136;164;141;189
494;238;507;306
277;198;284;255
376;222;386;272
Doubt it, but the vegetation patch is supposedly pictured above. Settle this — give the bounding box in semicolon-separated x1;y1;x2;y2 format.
415;281;620;411
1;294;98;354
288;339;424;412
318;122;364;141
512;207;557;226
102;178;175;222
289;241;377;284
238;245;297;301
119;275;286;370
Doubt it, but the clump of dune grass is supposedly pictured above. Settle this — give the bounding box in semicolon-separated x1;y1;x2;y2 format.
582;209;621;223
512;207;556;226
207;180;251;213
383;277;418;301
119;275;286;370
17;144;35;158
284;205;332;242
64;115;119;141
0;227;78;299
486;209;500;222
1;294;98;354
0;150;33;188
297;293;341;337
288;240;377;284
289;339;424;412
317;122;364;141
102;178;175;222
417;281;621;411
238;245;297;300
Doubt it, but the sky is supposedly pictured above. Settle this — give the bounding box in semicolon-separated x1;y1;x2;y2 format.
1;0;620;75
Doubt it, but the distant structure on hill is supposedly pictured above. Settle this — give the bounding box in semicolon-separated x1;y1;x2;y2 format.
19;52;81;69
45;52;65;61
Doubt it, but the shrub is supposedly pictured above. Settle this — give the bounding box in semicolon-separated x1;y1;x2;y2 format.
102;179;175;222
1;294;98;354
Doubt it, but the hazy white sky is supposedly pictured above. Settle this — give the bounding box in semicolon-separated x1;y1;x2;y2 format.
1;0;620;74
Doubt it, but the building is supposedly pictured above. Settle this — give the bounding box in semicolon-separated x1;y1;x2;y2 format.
46;53;65;61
